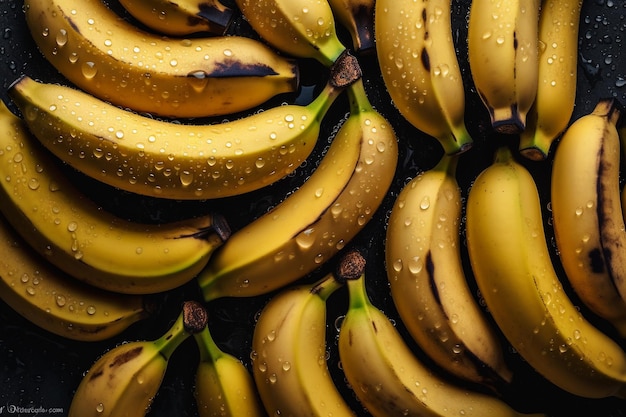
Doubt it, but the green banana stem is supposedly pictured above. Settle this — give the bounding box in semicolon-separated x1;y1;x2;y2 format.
310;272;345;302
433;152;459;178
308;80;344;123
154;301;208;360
346;273;370;311
194;325;224;364
347;79;374;115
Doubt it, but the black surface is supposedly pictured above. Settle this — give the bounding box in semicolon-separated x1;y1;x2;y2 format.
1;0;626;416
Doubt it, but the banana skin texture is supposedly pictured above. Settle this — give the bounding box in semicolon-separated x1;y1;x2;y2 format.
466;146;626;399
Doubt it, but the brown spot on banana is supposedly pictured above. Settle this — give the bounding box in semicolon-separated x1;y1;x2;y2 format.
108;346;144;370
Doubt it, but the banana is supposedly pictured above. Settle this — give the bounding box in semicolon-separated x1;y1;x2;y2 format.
338;249;546;417
8;74;343;200
385;153;513;389
197;78;398;300
250;251;362;417
375;0;473;155
0;98;230;294
193;320;264;417
118;0;234;36
467;0;540;134
327;0;375;53
465;146;626;399
68;300;208;417
519;0;583;160
551;99;626;337
23;0;298;118
234;0;347;66
0;211;148;342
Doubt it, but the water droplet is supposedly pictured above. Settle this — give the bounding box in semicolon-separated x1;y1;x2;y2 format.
67;221;78;232
96;403;104;413
86;305;96;315
28;178;40;190
295;228;316;249
81;62;98;79
180;171;194;186
56;295;67;307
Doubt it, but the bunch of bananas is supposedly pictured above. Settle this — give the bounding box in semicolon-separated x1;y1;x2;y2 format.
1;0;626;416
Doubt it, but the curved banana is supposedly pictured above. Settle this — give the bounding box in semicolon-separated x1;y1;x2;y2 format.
385;153;513;389
197;79;398;300
0;98;230;294
234;0;346;66
551;99;626;338
23;0;298;118
375;0;473;155
327;0;375;53
0;211;148;342
8;74;342;201
68;300;208;417
250;253;360;417
519;0;583;160
338;250;546;417
194;322;264;417
118;0;234;36
467;0;540;134
466;146;626;399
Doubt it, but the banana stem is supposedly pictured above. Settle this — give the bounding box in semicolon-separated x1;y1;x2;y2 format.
347;79;374;115
194;325;224;364
153;301;208;360
310;272;345;302
433;153;459;178
308;81;344;123
346;273;370;311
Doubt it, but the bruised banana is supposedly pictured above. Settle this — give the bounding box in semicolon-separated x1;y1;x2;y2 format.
118;0;234;36
68;301;207;417
551;99;626;337
327;0;375;53
23;0;298;118
8;74;343;201
375;0;473;155
234;0;346;66
193;320;264;417
468;0;540;133
250;251;362;417
0;211;147;342
198;79;398;300
518;0;583;160
0;99;229;294
466;146;626;399
338;250;545;417
385;153;513;389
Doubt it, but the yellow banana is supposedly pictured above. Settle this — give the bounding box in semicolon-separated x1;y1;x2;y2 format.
375;0;473;155
250;252;360;417
234;0;346;66
118;0;234;36
519;0;583;160
467;0;540;134
385;153;513;389
0;98;230;294
23;0;298;118
197;79;398;300
327;0;375;53
0;211;148;342
68;300;208;417
466;146;626;399
8;74;342;201
193;322;264;417
338;250;546;417
551;99;626;337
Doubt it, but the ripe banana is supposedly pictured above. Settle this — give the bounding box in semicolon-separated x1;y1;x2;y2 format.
193;321;264;417
551;99;626;337
327;0;375;53
466;146;626;399
467;0;540;134
118;0;234;36
250;251;361;417
197;78;398;300
518;0;583;160
385;153;513;389
0;211;148;342
0;98;230;294
8;74;342;201
234;0;346;66
338;250;546;417
375;0;473;155
23;0;298;118
68;300;208;417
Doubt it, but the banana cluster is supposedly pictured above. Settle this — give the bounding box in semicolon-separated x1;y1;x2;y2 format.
1;0;625;416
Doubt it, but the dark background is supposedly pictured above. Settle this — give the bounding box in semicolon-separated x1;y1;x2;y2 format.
1;0;625;416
